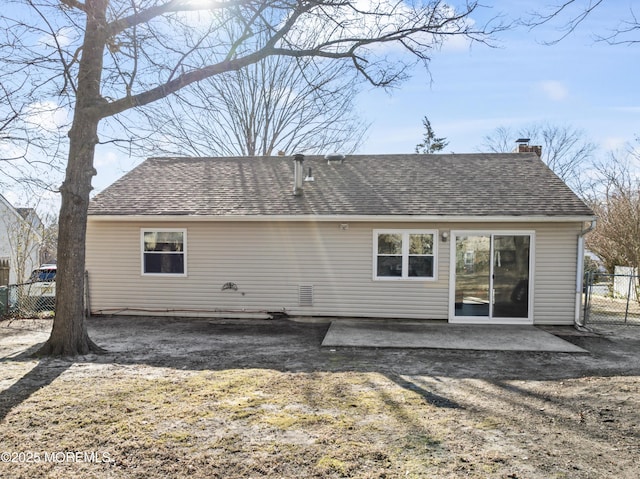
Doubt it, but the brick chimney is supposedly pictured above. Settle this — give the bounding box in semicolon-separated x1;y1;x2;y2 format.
515;138;542;157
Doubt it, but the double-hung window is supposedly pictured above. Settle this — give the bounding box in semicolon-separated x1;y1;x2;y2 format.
141;229;186;275
374;230;436;280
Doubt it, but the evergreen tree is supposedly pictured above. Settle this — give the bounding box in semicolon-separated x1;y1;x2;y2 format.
415;116;449;154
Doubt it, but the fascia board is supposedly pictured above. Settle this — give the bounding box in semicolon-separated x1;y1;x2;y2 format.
88;214;596;223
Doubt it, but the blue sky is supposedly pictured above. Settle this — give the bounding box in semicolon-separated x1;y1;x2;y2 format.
352;1;638;155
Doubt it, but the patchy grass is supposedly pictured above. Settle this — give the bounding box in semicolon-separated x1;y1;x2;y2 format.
3;362;639;479
1;366;456;478
1;317;640;478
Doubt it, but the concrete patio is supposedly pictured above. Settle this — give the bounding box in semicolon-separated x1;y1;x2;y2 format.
321;320;588;353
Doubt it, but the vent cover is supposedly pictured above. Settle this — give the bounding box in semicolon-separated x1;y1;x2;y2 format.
298;285;313;307
324;153;345;164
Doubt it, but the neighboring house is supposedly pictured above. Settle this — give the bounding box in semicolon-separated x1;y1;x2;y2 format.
86;152;595;325
0;194;42;285
613;266;638;302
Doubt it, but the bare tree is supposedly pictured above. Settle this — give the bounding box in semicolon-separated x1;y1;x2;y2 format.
523;0;640;45
1;19;68;191
0;79;67;191
481;122;596;194
40;219;59;266
414;115;448;154
142;46;368;156
585;146;640;279
1;0;503;355
479;125;512;154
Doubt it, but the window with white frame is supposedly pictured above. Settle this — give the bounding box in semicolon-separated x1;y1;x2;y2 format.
141;229;186;275
374;230;436;280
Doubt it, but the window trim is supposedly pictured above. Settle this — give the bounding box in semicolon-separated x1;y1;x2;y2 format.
140;228;187;277
373;229;438;281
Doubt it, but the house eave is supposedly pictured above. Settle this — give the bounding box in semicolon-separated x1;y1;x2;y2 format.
87;214;596;223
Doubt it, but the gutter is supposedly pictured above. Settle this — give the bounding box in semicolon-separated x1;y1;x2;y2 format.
87;214;597;223
575;219;597;325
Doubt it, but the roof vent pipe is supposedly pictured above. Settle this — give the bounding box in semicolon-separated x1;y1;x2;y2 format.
292;153;304;196
304;167;314;182
325;153;345;164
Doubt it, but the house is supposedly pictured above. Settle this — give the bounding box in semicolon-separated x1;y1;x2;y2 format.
613;266;638;302
0;194;43;285
86;152;595;325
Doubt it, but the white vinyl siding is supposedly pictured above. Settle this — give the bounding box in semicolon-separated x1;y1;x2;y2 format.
86;220;582;324
533;223;582;324
86;221;450;319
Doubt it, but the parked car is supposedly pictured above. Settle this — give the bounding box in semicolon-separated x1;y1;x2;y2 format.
26;264;56;311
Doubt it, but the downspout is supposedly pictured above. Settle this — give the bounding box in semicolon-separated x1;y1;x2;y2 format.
575;219;597;325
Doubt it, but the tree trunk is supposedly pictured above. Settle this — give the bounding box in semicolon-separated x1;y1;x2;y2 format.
37;0;109;356
36;115;105;356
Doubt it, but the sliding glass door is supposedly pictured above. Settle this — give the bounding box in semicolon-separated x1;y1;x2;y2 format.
452;232;532;322
453;235;491;317
493;235;530;318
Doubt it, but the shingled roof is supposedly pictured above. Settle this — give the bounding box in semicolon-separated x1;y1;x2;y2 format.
88;153;594;218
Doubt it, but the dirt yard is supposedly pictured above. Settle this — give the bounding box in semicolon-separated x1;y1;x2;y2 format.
1;316;639;479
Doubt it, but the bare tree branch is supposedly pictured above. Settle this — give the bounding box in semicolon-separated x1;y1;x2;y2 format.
106;0;248;37
138;45;369;156
480;122;597;195
523;0;639;45
596;8;640;45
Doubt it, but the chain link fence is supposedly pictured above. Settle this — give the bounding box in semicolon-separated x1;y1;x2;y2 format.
583;272;640;326
0;272;91;320
0;282;55;319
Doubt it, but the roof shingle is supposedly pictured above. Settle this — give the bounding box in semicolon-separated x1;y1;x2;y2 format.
88;153;594;217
